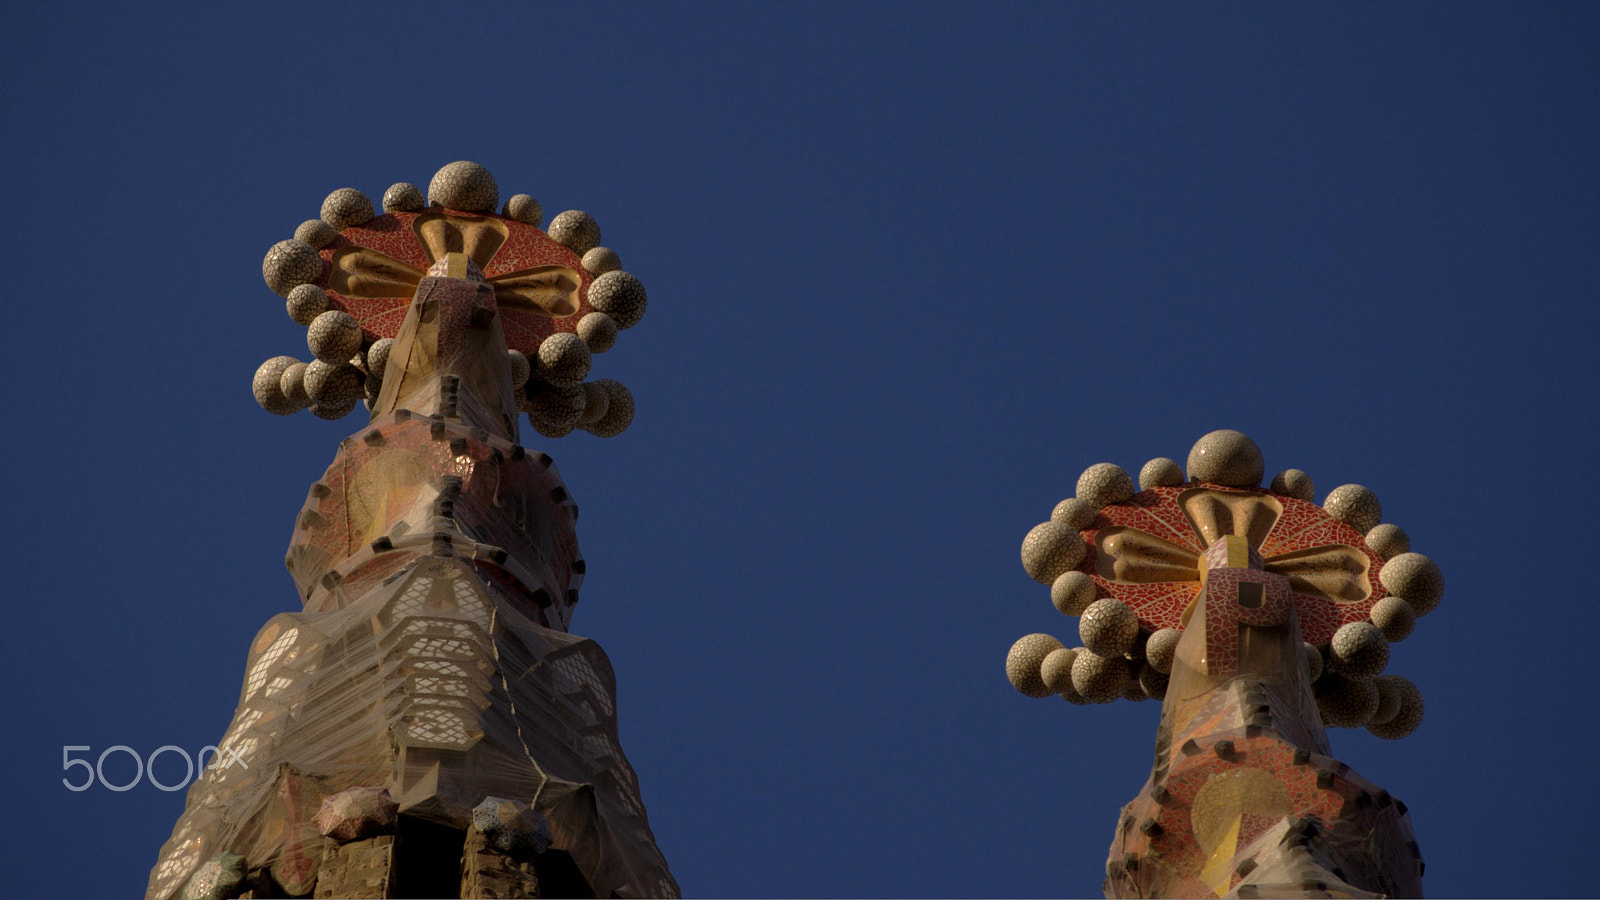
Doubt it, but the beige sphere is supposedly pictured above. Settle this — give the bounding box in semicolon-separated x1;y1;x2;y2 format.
501;193;543;225
1365;523;1411;560
1379;552;1445;616
585;379;635;437
321;188;375;230
304;359;363;403
1006;633;1064;698
1070;650;1129;703
1269;468;1315;501
280;361;310;406
1303;642;1324;682
294;218;338;250
547;209;601;254
252;356;301;415
1367;676;1424;739
1076;463;1134;509
576;312;618;353
307;310;364;364
383;182;424;212
537;332;592;386
579;381;611;426
1315;673;1379;727
1330;621;1389;678
1372;675;1403;725
1369;596;1416;642
1145;628;1182;675
1140;457;1184;490
311;396;359;420
366;338;393;382
1059;680;1092;705
429;161;498;212
525;382;585;432
582;246;622;276
1040;647;1079;694
1020;521;1086;584
1139;665;1170;700
1050;497;1097;530
588;270;647;329
1324;484;1382;534
1187;430;1264;487
1079;598;1139;658
286;283;330;326
262;239;324;298
1050;571;1098;616
507;349;531;389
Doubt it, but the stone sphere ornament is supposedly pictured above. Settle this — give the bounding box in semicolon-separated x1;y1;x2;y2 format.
536;332;592;387
1145;628;1182;675
304;360;362;404
1139;665;1170;700
1079;598;1139;658
579;381;611;426
1040;647;1079;694
1303;642;1324;682
547;209;601;254
585;379;635;437
295;218;338;249
1050;497;1097;530
1324;483;1383;534
1367;675;1424;739
1365;523;1411;560
286;283;330;326
1315;673;1379;728
1070;650;1130;704
507;349;531;388
383;182;424;212
1330;621;1389;678
1020;521;1086;584
1140;457;1184;489
1379;552;1445;616
576;312;618;353
428;161;499;212
1369;596;1416;642
262;239;324;297
1006;633;1065;698
582;246;622;275
1187;429;1264;487
280;362;310;406
471;797;554;859
1050;571;1098;616
1269;468;1315;501
588;270;647;329
502;193;543;225
1076;463;1134;509
320;188;375;230
525;382;585;435
253;356;302;415
307;310;364;364
366;338;393;382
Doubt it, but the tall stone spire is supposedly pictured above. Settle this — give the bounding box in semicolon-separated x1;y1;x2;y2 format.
150;162;674;900
1007;430;1437;898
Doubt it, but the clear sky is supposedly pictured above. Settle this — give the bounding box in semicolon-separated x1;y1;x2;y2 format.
3;3;1596;897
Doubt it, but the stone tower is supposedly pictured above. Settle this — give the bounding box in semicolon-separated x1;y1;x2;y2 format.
1006;430;1438;898
149;162;675;900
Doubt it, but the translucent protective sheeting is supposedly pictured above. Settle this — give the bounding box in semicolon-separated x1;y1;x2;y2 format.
150;265;677;898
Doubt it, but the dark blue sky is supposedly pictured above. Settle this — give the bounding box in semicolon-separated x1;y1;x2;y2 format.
4;3;1596;897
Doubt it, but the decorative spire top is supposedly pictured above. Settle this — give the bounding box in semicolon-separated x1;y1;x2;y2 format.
251;161;645;439
1006;429;1438;739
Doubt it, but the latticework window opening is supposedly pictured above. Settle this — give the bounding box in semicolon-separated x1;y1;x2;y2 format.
245;628;300;698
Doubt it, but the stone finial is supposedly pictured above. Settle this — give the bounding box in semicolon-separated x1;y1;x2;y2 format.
471;797;553;859
313;786;398;844
1187;429;1264;487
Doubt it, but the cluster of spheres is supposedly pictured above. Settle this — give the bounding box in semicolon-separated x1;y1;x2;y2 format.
1005;430;1438;740
251;161;643;438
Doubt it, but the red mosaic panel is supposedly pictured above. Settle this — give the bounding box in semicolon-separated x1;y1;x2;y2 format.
1073;484;1383;645
314;211;598;356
